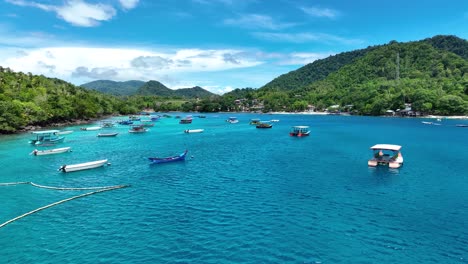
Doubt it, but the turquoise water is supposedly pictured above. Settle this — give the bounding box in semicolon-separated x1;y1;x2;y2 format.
1;114;467;263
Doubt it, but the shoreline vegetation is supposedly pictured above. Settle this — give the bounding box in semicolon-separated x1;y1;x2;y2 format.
1;35;466;134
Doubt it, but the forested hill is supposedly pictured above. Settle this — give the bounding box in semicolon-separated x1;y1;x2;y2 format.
136;81;216;98
261;35;468;91
285;39;468;115
81;80;145;96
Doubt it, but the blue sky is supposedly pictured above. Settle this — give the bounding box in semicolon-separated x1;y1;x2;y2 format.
0;0;466;94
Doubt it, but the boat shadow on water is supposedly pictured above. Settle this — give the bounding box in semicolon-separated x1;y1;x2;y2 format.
367;166;401;184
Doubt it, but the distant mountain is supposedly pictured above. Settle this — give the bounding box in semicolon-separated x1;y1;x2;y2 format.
136;80;173;96
423;35;468;60
80;80;145;96
174;86;217;98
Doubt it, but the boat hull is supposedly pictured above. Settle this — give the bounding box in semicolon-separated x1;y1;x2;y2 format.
97;133;119;137
59;159;108;172
184;129;204;133
33;147;71;156
149;151;187;164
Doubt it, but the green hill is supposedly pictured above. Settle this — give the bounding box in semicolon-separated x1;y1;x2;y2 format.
174;86;218;98
136;80;173;96
81;80;145;95
255;36;468;115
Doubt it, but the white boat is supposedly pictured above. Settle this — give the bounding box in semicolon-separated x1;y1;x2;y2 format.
227;117;239;123
368;144;404;169
59;159;109;173
184;129;204;133
270;119;280;122
29;130;65;146
31;147;71;156
57;130;74;135
81;126;102;131
97;132;119;137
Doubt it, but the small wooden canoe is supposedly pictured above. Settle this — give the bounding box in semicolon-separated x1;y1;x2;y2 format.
31;147;71;156
97;132;119;137
59;159;109;173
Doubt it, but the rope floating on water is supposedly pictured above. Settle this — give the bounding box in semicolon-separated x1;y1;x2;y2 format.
0;181;122;190
0;182;130;229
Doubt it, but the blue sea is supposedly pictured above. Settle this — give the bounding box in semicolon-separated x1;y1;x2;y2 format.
1;114;467;263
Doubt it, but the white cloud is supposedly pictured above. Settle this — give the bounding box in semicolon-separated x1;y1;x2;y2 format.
119;0;139;10
224;14;296;30
6;0;117;27
301;6;339;19
279;52;333;65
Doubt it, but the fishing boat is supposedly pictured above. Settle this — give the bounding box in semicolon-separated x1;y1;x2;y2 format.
256;122;272;128
129;125;147;133
57;130;74;135
31;147;71;156
29;130;65;146
179;116;193;124
184;129;204;133
250;118;261;125
129;115;141;121
100;121;115;128
118;120;133;125
97;132;119;137
227;117;239;124
289;126;310;137
141;120;155;127
368;144;404;169
148;150;188;164
80;126;102;131
59;159;109;173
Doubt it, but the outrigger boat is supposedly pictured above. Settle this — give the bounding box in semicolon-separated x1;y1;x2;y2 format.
148;150;188;164
59;159;109;173
184;129;204;133
368;144;404;169
129;125;148;133
29;130;65;146
57;130;74;135
256;122;272;128
80;126;102;131
289;126;310;137
31;147;71;156
227;117;239;124
97;132;119;137
179;116;193;124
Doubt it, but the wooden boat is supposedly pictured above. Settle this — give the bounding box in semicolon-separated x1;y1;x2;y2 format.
57;130;74;135
118;120;133;125
97;132;119;137
100;121;115;128
148;150;188;164
59;159;109;173
129;125;147;133
179;116;193;124
31;147;71;156
368;144;404;169
129;116;141;121
256;122;272;128
29;130;65;146
227;117;239;123
141;120;155;127
290;126;310;137
184;129;204;133
80;126;102;131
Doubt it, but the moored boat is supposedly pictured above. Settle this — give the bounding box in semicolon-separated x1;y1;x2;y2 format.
290;126;310;137
31;147;71;156
250;118;261;125
59;159;109;173
97;132;119;137
180;116;193;124
118;120;133;125
148;150;188;164
81;126;102;131
29;130;65;146
367;144;404;169
227;117;239;123
57;130;74;135
455;124;468;127
129;125;148;133
256;122;272;128
184;129;204;133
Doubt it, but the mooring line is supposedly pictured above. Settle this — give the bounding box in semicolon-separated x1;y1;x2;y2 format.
0;184;130;229
0;181;120;190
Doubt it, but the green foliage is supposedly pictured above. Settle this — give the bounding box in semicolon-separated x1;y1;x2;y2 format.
80;80;145;96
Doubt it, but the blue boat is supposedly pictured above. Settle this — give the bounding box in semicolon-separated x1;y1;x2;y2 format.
29;130;65;146
148;150;188;164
